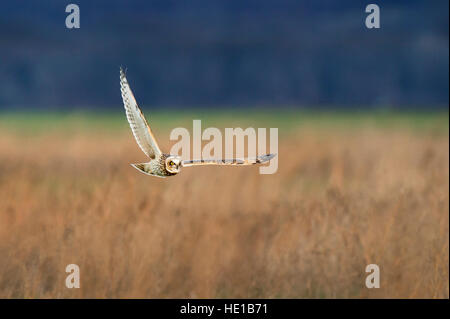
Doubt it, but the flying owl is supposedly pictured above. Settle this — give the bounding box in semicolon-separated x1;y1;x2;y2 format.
119;67;276;178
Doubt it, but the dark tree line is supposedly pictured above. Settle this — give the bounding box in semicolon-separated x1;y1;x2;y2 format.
0;0;448;109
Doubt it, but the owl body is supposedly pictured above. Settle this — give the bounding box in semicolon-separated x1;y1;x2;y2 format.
132;154;181;177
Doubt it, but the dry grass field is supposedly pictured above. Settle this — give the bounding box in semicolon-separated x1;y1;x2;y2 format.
0;111;448;298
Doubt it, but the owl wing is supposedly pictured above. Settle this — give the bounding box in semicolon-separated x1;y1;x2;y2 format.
181;154;276;167
120;67;162;159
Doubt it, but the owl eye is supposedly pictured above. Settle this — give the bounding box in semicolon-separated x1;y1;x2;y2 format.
169;161;175;166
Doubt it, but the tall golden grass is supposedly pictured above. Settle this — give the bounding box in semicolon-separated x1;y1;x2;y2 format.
0;115;448;298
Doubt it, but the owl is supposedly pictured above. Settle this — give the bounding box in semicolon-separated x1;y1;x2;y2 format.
119;68;276;178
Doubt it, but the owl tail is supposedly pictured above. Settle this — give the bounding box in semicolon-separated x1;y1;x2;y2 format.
131;163;166;178
131;163;148;174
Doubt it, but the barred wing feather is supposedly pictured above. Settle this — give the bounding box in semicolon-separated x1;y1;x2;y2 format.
120;67;162;159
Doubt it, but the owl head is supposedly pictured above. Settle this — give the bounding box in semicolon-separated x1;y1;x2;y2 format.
165;155;182;174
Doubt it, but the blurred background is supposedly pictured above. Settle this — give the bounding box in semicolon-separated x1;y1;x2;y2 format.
0;1;448;299
0;0;448;110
